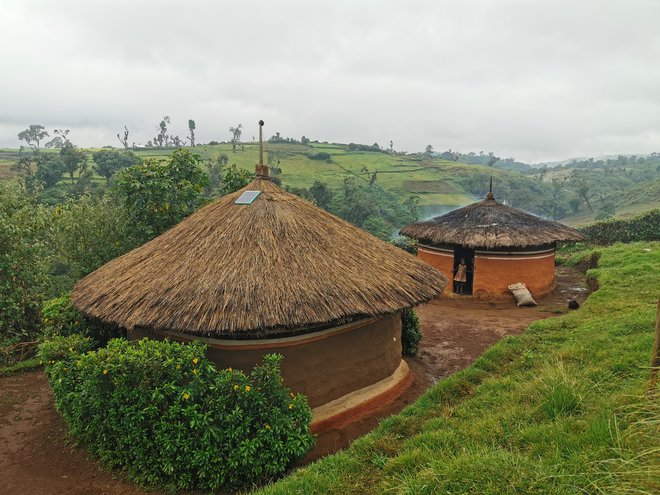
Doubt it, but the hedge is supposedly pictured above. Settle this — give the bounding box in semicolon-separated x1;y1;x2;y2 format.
39;337;315;491
579;209;659;245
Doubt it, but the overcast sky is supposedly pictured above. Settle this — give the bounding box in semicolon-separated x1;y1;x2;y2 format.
1;0;658;162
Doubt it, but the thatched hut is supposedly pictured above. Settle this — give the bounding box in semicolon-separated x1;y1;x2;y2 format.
400;190;584;300
72;126;446;426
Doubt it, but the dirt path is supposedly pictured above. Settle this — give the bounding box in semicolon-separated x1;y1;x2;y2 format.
0;267;588;494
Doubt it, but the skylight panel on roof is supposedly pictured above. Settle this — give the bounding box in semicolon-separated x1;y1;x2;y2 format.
235;190;261;204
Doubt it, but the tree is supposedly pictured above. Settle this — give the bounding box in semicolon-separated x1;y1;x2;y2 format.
487;152;500;168
48;195;138;278
573;175;593;212
550;177;568;220
301;135;310;145
53;129;70;143
569;197;581;216
117;126;130;149
222;164;252;193
0;180;49;341
154;116;171;147
45;136;64;149
188;119;196;147
18;125;49;150
389;140;394;153
229;124;242;153
60;141;86;185
424;144;433;157
113;149;207;239
35;153;65;187
596;202;616;220
309;180;332;209
92;150;142;185
171;135;186;147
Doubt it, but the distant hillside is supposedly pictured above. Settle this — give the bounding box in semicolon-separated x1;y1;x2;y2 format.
2;142;658;223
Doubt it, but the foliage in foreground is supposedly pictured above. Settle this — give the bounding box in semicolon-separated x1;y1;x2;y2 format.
40;338;315;491
255;242;659;495
0;180;50;343
579;208;660;245
41;293;123;344
401;308;422;356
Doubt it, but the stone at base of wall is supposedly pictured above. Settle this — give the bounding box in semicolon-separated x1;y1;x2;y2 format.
310;360;412;433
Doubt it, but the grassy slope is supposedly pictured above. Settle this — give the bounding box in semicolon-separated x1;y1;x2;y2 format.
0;144;531;208
562;179;660;226
255;242;659;495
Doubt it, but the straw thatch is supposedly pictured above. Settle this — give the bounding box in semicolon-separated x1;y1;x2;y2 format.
72;178;447;337
400;195;585;248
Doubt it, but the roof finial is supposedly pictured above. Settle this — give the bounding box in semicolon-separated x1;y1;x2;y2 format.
255;120;269;178
486;176;494;200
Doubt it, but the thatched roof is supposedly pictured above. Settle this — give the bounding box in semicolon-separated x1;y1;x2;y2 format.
72;178;447;337
400;193;585;248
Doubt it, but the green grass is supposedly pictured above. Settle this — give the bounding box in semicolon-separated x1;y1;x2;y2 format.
254;242;660;495
0;357;41;376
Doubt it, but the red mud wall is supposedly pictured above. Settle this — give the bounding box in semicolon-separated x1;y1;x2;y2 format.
473;251;556;298
418;247;454;295
129;314;402;409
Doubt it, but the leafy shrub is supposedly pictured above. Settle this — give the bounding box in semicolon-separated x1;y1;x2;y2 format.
306;151;332;161
579;209;660;245
0;180;50;343
391;236;418;255
113;149;207;240
41;293;122;344
41;337;314;491
38;334;95;363
401;308;422;355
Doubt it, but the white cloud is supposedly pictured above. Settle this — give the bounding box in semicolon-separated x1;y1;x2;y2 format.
1;0;658;162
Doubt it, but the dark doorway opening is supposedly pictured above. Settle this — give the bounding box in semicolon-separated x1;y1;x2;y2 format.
453;246;475;295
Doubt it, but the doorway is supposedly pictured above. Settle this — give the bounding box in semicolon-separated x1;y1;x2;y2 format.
453;246;475;295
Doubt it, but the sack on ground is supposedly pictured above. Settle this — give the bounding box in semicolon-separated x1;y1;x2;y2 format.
508;282;538;307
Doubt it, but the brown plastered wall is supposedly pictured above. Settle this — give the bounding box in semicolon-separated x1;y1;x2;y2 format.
473;252;556;299
418;248;454;295
129;313;402;408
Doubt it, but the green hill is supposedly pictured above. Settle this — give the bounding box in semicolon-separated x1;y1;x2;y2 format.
3;143;659;224
254;242;659;495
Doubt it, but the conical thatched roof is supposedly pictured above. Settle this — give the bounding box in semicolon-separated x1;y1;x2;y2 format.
400;194;585;248
72;178;447;337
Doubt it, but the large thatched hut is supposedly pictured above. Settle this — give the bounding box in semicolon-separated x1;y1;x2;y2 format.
400;190;584;300
72;129;446;427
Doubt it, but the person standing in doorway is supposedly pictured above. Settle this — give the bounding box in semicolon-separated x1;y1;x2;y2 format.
454;258;467;294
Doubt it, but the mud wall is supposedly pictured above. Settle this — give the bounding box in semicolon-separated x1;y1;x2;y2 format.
129;314;402;408
473;251;556;299
418;246;454;295
418;244;556;299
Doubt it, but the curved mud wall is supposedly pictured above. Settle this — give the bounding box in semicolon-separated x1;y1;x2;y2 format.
129;314;402;408
418;244;556;299
472;250;556;299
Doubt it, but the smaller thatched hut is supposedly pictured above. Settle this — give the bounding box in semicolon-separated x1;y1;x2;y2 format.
401;190;585;300
72;122;447;427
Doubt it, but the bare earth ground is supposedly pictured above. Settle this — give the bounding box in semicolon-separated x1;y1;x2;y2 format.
0;267;587;495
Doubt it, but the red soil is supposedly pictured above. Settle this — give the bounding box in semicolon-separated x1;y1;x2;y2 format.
0;267;587;495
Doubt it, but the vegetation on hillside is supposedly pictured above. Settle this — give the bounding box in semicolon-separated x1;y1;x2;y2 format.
254;242;659;495
5;123;658;224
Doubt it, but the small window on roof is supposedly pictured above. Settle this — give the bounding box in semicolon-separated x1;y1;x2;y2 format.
235;191;261;204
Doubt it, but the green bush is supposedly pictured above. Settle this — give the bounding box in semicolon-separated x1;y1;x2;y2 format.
40;337;314;491
0;180;50;343
401;308;422;355
42;293;123;344
38;334;95;363
579;209;660;245
306;151;332;161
